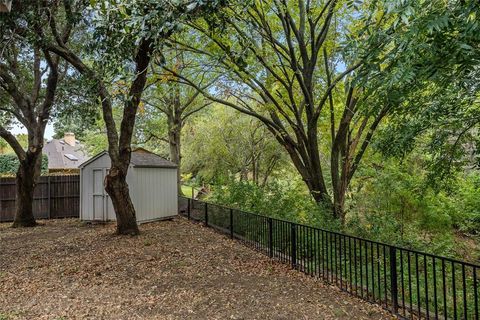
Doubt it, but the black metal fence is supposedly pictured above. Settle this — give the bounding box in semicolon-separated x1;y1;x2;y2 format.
178;196;479;320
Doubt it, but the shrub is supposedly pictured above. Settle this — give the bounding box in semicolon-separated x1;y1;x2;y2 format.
206;178;341;231
0;154;48;176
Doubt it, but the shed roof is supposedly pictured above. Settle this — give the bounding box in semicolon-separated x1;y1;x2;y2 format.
79;148;177;169
130;148;177;168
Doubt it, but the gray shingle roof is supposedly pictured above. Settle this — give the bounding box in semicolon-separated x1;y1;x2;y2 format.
79;148;177;169
130;148;177;168
42;139;89;169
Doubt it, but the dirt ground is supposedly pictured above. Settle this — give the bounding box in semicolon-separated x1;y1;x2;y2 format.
0;218;394;320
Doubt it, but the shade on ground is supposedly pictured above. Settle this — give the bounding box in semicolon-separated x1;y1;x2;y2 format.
0;218;393;319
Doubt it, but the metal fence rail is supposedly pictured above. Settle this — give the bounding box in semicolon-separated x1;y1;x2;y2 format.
178;196;479;320
0;175;80;222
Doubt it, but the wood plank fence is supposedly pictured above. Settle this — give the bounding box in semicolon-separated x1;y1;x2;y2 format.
0;175;80;222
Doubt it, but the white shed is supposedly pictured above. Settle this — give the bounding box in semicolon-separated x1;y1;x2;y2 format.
79;148;178;223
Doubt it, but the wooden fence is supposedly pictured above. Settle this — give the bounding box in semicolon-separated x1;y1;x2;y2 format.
0;175;80;222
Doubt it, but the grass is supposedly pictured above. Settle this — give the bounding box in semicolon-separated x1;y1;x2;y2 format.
181;185;198;198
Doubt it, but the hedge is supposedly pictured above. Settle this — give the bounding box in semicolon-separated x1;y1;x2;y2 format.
0;154;48;175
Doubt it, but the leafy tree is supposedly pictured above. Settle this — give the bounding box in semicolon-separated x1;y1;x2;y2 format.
171;0;392;222
43;0;226;235
139;43;214;194
182;105;286;185
359;0;480;186
0;1;70;227
52;73;101;139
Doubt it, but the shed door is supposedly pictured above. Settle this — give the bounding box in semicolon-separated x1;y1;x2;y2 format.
92;169;105;221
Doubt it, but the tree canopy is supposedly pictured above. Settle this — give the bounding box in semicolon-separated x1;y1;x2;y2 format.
1;0;479;256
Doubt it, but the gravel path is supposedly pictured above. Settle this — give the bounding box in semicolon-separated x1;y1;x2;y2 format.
0;218;394;320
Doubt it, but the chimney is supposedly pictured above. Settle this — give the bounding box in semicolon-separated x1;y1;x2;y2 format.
64;132;76;147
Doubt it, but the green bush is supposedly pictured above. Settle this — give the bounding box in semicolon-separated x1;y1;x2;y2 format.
0;154;48;176
206;178;341;231
349;155;480;260
205;160;480;262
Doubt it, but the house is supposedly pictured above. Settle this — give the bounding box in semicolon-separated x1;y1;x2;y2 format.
79;148;178;223
43;133;89;173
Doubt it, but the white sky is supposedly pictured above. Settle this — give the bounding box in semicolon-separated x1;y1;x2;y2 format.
11;123;55;139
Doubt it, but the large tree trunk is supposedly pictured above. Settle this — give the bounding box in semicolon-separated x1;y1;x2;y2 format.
104;165;139;235
46;12;153;235
273;123;334;212
103;38;152;235
168;114;183;196
12;152;42;228
332;183;347;223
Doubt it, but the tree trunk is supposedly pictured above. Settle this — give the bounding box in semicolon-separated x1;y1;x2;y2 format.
103;38;152;235
333;184;347;223
104;165;139;235
12;152;42;228
168;115;183;196
272;130;334;211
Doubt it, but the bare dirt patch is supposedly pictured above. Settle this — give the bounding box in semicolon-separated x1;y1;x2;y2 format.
0;218;394;320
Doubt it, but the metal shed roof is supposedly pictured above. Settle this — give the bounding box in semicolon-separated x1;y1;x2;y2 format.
79;148;177;169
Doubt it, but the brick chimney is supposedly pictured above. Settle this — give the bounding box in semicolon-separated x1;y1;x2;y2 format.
64;132;76;147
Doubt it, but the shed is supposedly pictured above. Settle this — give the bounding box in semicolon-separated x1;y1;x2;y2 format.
79;148;178;223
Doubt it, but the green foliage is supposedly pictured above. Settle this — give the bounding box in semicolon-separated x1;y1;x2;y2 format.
0;139;8;153
0;135;28;154
88;0;229;76
205;150;480;262
53;74;101;140
0;154;48;176
357;0;480;188
82;127;109;156
207;178;341;231
349;154;480;261
182;105;286;184
448;173;480;235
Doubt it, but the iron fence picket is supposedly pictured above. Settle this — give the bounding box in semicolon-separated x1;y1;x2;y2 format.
178;196;480;319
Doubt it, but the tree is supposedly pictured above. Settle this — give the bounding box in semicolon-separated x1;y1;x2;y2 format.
52;73;101;140
361;0;480;186
44;0;226;234
182;105;285;185
140;44;214;194
0;2;68;227
0;154;48;176
170;0;391;221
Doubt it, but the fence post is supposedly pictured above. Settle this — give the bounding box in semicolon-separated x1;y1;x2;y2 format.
205;202;208;226
187;198;191;220
291;223;297;269
229;208;234;239
389;246;399;314
268;218;273;258
47;176;51;219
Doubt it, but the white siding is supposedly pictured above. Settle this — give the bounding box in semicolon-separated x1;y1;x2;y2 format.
80;152;178;223
80;153;111;221
130;167;178;222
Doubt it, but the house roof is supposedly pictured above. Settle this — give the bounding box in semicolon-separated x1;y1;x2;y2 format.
42;138;89;169
79;148;177;169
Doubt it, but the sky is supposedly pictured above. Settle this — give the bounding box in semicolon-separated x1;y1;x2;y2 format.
11;123;55;139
